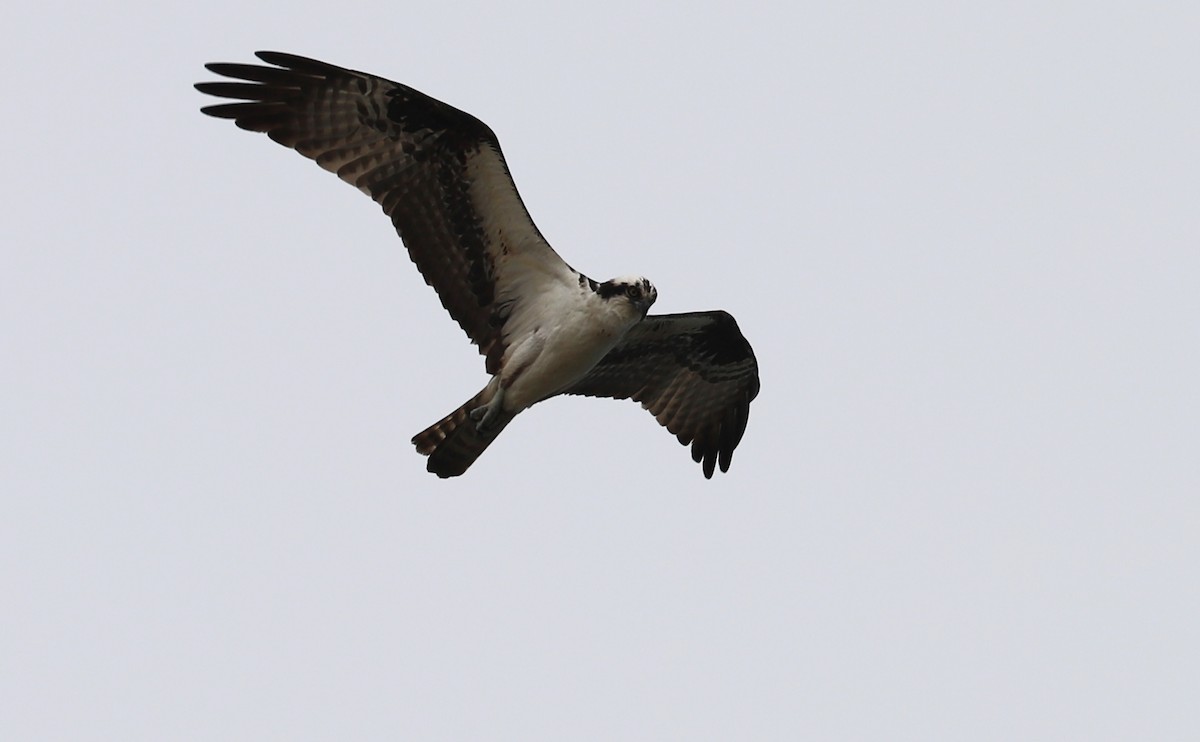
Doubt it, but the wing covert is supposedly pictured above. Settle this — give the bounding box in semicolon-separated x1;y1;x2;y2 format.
196;51;574;372
564;310;760;477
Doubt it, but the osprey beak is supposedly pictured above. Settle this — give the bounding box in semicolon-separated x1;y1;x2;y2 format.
639;285;658;316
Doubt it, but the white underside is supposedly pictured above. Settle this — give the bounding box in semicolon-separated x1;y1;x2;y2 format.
496;280;641;412
459;146;645;413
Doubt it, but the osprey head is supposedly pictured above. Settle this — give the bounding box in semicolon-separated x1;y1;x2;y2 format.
597;275;657;317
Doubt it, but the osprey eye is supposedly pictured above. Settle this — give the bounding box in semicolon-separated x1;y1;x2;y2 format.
626;285;640;299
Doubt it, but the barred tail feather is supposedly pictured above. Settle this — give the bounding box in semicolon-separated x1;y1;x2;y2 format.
412;387;513;478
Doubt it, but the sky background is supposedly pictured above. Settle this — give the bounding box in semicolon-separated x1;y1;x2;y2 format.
3;1;1198;739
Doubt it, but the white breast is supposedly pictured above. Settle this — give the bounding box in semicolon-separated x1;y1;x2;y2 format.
498;281;639;411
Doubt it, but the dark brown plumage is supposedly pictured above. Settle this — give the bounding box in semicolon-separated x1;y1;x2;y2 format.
565;311;759;478
197;51;539;374
197;52;760;477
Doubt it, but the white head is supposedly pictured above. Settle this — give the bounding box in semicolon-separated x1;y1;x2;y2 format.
595;275;657;318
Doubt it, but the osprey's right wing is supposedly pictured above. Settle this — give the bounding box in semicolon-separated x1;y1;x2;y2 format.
196;52;575;374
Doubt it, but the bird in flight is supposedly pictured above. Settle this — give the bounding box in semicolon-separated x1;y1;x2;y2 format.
196;52;759;478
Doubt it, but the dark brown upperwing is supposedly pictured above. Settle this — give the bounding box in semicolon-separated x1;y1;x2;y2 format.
196;51;565;373
564;311;760;478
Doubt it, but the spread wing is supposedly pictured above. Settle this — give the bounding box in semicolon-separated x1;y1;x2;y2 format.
563;311;760;478
195;51;577;373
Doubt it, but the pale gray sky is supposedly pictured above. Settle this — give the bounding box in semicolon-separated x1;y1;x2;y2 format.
3;1;1198;739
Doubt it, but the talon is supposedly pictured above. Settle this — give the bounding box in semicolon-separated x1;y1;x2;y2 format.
473;404;498;433
470;387;506;433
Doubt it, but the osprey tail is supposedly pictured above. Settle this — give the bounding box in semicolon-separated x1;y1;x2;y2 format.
412;385;514;478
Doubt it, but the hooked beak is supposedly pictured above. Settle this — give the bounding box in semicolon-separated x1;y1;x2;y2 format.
637;290;657;317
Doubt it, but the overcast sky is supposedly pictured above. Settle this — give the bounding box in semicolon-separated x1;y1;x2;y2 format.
3;1;1198;739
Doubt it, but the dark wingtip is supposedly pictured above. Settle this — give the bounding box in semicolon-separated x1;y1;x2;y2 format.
198;103;239;119
718;448;733;474
254;50;291;64
254;50;349;76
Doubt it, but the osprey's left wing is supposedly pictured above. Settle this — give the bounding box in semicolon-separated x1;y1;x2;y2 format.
563;311;760;478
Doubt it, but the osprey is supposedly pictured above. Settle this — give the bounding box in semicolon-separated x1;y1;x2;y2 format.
196;52;760;478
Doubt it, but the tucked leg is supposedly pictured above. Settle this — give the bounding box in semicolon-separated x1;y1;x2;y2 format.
469;386;506;433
